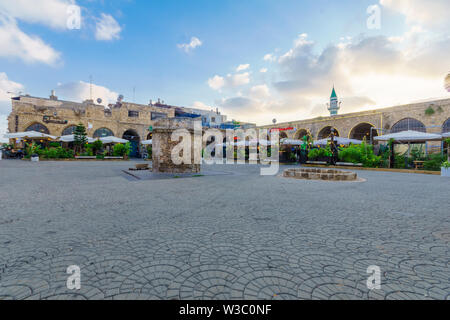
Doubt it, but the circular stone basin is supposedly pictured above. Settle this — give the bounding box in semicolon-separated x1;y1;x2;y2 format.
283;168;357;181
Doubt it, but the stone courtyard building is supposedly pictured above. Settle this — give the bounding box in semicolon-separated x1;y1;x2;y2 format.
7;93;177;156
259;89;450;152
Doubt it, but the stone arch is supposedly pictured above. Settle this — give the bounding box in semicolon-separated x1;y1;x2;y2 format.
279;132;288;139
443;118;450;133
122;129;141;158
93;127;114;138
294;129;310;140
349;122;378;141
61;125;77;136
25;122;50;134
318;126;340;139
147;132;153;140
391;118;426;133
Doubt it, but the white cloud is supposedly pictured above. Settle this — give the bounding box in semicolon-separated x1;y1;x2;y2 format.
236;64;250;72
380;0;450;29
56;81;118;105
0;0;76;30
212;25;450;125
263;53;276;62
260;68;268;73
208;72;250;91
229;72;250;87
208;75;226;91
95;13;122;41
250;85;270;100
177;37;202;53
0;14;61;65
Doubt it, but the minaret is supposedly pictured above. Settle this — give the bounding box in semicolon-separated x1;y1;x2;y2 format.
328;86;340;116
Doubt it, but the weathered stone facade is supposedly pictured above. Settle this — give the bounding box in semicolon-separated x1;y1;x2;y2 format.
152;118;202;173
259;98;450;145
7;95;175;142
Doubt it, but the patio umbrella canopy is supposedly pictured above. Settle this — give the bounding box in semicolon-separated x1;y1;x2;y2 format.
280;138;303;145
4;131;57;140
443;132;450;138
99;136;128;144
58;135;96;143
141;139;152;145
374;130;442;142
314;137;363;146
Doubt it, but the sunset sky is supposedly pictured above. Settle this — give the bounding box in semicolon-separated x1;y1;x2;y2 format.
0;0;449;140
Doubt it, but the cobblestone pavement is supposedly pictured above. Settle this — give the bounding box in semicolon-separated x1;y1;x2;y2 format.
0;160;449;300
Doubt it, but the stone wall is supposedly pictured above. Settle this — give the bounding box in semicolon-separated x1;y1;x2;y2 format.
7;96;175;141
259;98;450;142
152;118;202;173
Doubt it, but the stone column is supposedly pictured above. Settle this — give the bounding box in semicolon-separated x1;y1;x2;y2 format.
152;118;202;173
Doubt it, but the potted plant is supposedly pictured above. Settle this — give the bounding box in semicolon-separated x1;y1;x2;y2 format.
31;153;39;162
442;161;450;177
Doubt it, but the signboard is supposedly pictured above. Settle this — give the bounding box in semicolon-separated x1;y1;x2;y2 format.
269;127;295;132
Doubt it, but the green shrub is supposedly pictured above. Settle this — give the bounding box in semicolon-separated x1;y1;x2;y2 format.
338;142;381;167
112;142;131;157
40;147;74;159
423;154;446;171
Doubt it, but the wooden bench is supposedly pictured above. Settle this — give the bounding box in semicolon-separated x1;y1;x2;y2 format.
104;156;124;160
414;161;425;170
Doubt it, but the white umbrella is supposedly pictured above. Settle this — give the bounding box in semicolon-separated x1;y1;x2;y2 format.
443;132;450;138
141;139;152;145
280;138;303;146
374;130;442;142
314;137;363;146
4;131;57;140
58;135;96;143
99;136;128;144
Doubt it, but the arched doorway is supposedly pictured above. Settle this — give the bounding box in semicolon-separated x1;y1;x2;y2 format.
93;128;114;138
26;123;49;134
391;118;426;133
318;126;339;139
349;123;378;141
279;132;288;139
62;125;77;136
443;118;450;133
123;129;140;157
147;132;152;140
294;129;309;140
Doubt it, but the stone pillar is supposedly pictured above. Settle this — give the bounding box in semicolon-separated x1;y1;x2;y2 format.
152;118;202;173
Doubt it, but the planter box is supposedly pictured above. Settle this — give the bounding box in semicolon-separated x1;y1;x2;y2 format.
441;167;450;177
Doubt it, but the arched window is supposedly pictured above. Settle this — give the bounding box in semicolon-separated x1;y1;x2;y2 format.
26;123;49;134
294;129;309;140
443;118;450;133
349;123;378;141
318;126;339;139
62;125;77;136
391;118;426;133
93;128;114;138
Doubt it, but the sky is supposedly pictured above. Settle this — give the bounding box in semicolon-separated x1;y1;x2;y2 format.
0;0;450;141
